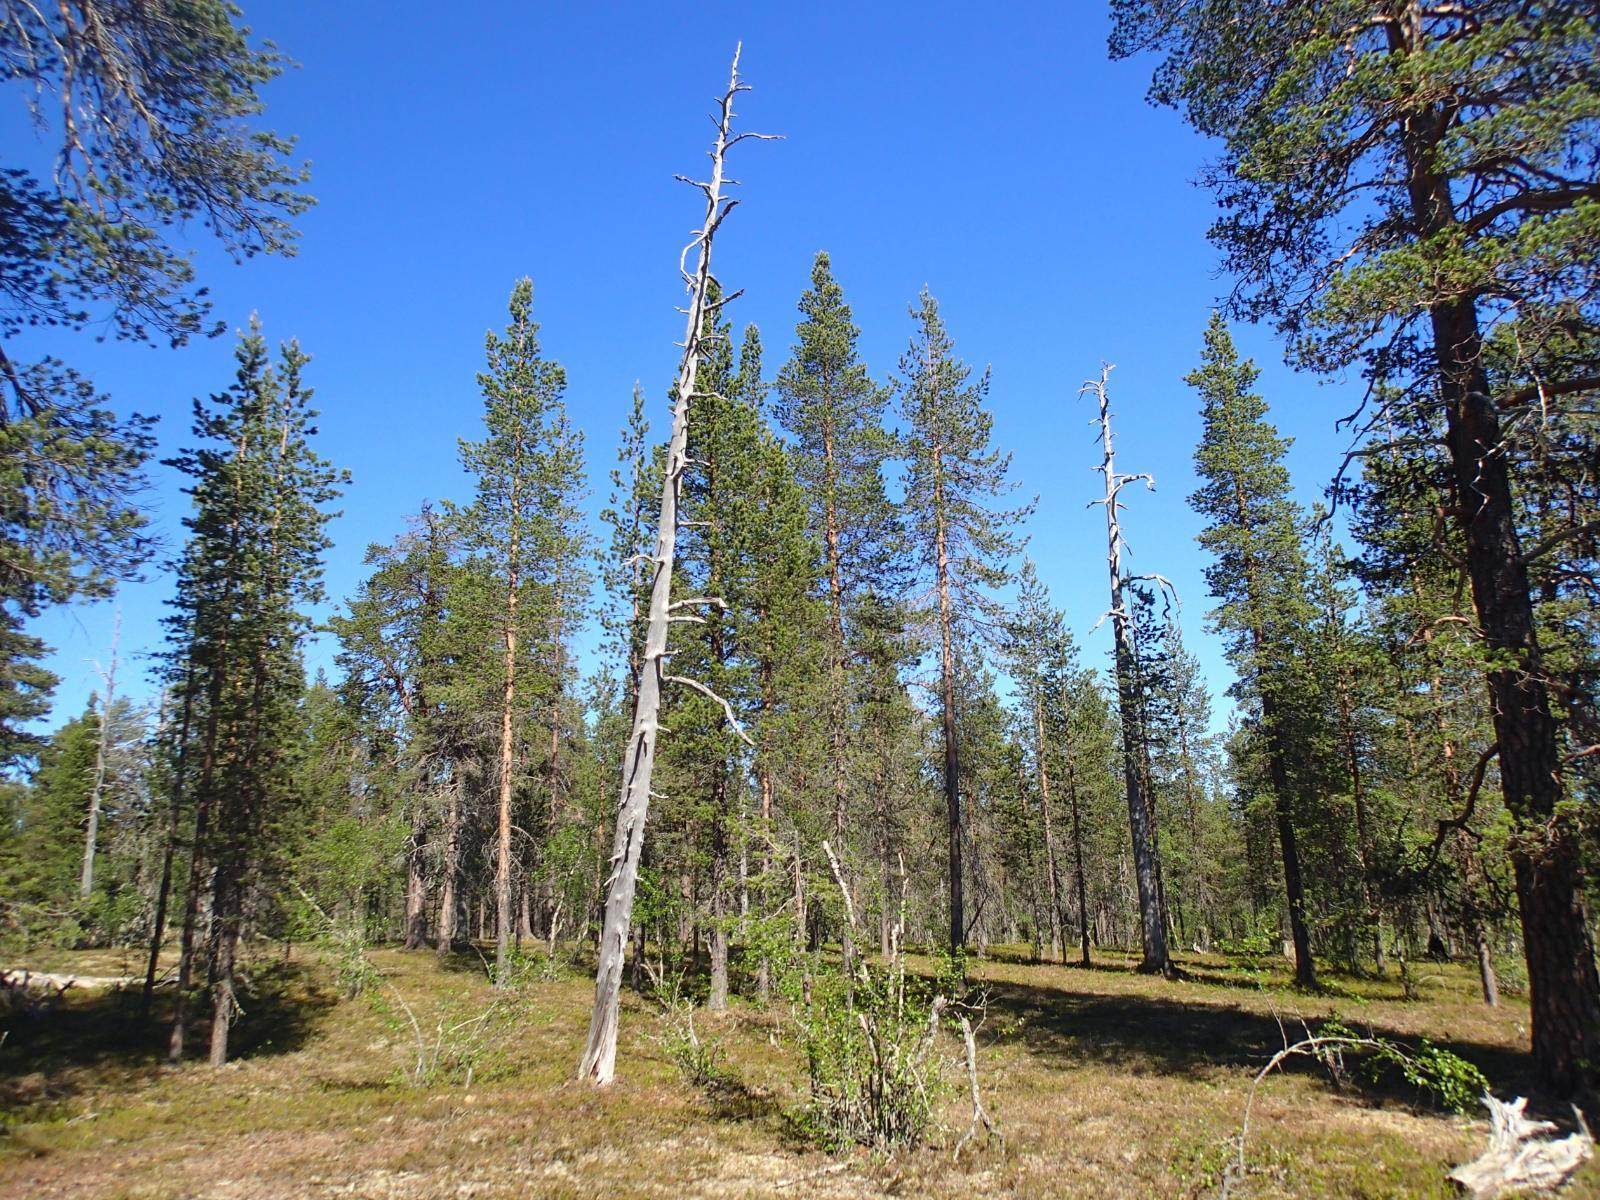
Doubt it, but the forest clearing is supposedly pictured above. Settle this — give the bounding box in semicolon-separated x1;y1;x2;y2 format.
5;3;1600;1198
5;944;1590;1200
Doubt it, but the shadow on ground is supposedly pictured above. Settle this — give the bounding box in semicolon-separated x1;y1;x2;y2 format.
0;960;339;1113
980;969;1534;1104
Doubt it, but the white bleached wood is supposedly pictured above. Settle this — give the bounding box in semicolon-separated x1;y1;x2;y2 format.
578;43;774;1085
1449;1094;1594;1199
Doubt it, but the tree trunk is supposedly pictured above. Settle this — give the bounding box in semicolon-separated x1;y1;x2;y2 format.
1088;370;1169;975
580;49;757;1084
494;559;519;987
403;803;429;950
930;433;964;951
708;767;730;1011
820;418;857;971
143;682;191;1019
1065;737;1092;968
1383;4;1600;1093
436;776;462;959
1034;690;1064;963
1260;706;1317;989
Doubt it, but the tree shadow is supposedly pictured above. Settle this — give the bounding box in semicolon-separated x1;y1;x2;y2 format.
979;970;1535;1104
0;960;340;1113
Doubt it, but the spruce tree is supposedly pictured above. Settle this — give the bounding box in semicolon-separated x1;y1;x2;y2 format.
164;322;341;1064
898;289;1031;950
1187;315;1323;988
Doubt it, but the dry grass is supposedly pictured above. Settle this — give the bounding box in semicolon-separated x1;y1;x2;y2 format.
2;942;1596;1199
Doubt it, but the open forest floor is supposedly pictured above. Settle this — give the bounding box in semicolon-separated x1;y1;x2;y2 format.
2;944;1596;1200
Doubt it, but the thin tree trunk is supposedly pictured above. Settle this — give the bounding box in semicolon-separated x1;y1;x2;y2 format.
403;801;429;950
820;415;856;971
436;775;462;959
1087;368;1169;975
495;538;520;987
144;681;191;1019
167;648;229;1064
1033;689;1064;963
1064;732;1092;968
931;431;964;951
80;615;119;900
580;49;762;1084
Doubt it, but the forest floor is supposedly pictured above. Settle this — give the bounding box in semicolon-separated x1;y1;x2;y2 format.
1;942;1596;1199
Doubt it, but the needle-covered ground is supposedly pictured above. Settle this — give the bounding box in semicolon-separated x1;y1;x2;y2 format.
1;943;1595;1199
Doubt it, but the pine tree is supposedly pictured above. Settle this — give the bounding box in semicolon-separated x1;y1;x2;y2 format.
1113;0;1600;1092
453;278;582;987
333;507;463;950
1137;607;1223;949
773;252;900;955
1;3;310;756
1187;315;1322;988
898;289;1031;950
1006;559;1080;963
0;379;153;773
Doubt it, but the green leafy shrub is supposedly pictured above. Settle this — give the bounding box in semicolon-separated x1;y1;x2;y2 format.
1318;1018;1488;1113
651;971;730;1090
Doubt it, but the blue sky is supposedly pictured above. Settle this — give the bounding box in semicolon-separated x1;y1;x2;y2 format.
21;2;1365;734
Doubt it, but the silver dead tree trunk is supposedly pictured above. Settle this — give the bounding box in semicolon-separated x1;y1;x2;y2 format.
579;45;771;1085
1084;366;1170;976
80;613;120;899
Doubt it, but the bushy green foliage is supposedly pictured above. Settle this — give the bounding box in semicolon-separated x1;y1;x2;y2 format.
788;944;972;1152
1319;1018;1489;1114
651;971;731;1091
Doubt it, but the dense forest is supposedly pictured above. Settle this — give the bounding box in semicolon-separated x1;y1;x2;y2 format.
3;5;1600;1197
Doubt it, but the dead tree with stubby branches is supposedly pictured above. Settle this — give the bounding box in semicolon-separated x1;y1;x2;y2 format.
578;45;775;1086
1084;365;1172;977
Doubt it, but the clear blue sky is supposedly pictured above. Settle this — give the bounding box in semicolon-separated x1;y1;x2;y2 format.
23;2;1363;734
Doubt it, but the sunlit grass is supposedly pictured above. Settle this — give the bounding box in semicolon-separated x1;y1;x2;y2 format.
1;942;1594;1198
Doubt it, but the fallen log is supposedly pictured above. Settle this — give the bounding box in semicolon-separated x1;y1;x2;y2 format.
1450;1094;1594;1199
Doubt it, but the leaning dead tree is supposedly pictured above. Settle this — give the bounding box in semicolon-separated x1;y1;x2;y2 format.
579;45;773;1086
1084;365;1170;976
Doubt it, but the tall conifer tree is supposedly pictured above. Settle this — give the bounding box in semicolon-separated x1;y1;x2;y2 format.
1113;0;1600;1091
898;289;1030;950
164;323;341;1064
454;278;579;988
1187;315;1321;988
773;253;900;949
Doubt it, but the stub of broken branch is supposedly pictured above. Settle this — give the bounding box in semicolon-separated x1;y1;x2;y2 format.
1449;1094;1594;1199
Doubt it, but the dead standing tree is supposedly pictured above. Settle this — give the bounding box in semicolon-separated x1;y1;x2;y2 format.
1084;365;1171;976
579;46;773;1086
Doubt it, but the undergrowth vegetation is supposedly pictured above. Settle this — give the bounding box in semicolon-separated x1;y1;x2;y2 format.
7;942;1570;1198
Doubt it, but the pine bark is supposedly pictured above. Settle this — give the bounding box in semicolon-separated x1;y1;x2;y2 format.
1386;8;1600;1086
